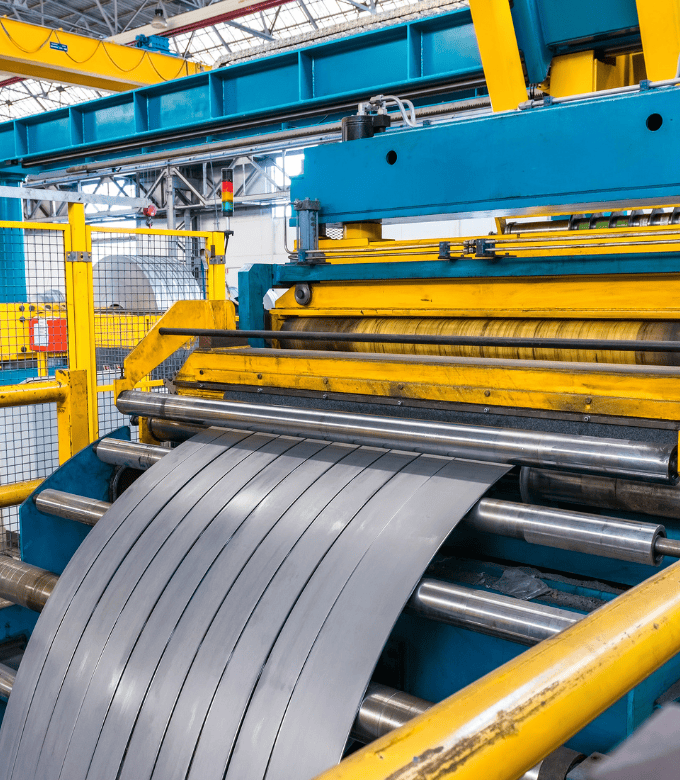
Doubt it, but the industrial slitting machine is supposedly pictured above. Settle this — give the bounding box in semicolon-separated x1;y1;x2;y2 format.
6;2;680;780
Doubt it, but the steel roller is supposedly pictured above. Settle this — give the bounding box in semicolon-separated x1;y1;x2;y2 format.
117;390;678;482
39;441;680;567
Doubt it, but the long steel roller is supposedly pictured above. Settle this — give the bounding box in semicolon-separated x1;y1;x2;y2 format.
0;431;509;780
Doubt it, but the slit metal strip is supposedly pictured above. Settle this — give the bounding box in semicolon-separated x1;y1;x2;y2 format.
0;428;236;780
43;433;290;780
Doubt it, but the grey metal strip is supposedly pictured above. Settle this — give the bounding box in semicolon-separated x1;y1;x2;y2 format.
37;432;292;780
190;449;417;780
223;451;430;780
148;446;399;780
0;428;235;780
119;439;346;780
80;435;327;780
9;429;251;780
265;458;510;780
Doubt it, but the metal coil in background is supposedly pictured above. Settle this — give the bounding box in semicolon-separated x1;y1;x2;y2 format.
281;316;680;365
0;431;509;780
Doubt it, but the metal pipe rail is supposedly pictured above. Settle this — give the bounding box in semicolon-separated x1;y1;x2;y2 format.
116;391;679;483
0;558;57;612
93;438;167;471
158;327;680;354
0;480;43;510
521;468;680;522
35;490;111;527
408;579;581;646
0;381;66;409
312;558;680;780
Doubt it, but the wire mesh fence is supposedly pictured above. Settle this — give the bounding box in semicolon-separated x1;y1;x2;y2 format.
91;230;208;436
0;403;59;556
0;227;68;385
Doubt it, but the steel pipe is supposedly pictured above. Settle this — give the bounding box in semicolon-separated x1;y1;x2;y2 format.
353;685;431;743
0;382;65;409
147;418;207;444
0;663;15;703
158;326;680;356
0;558;57;612
521;467;680;521
466;499;667;566
409;579;581;646
35;490;110;527
94;438;168;471
116;391;678;483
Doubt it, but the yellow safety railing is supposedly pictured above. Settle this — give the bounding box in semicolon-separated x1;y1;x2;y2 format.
0;209;227;512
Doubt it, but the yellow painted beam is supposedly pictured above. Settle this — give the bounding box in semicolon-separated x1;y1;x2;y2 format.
176;348;680;422
468;0;526;111
271;273;680;321
55;369;90;463
114;298;236;397
0;479;43;509
312;559;680;780
637;0;680;81
0;17;205;92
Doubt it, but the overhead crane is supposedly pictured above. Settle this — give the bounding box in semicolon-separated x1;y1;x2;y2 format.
0;17;205;93
0;1;680;780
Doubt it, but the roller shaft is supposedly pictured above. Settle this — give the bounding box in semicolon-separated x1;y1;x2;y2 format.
409;578;581;645
146;418;207;444
0;557;57;612
466;498;666;566
35;490;110;527
116;391;678;482
39;476;680;567
522;467;680;521
94;438;167;470
0;662;15;703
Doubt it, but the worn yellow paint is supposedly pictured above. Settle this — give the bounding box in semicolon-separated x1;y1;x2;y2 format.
55;369;89;463
549;50;645;97
0;17;205;92
468;0;527;111
637;0;680;80
66;203;98;440
0;479;43;509
272;273;680;320
176;348;680;422
312;560;680;780
0;380;65;407
114;298;236;396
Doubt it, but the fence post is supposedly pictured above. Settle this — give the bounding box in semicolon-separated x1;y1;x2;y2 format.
207;231;226;301
65;203;98;441
55;369;89;463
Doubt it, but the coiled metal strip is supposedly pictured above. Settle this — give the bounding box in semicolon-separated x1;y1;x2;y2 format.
1;433;508;780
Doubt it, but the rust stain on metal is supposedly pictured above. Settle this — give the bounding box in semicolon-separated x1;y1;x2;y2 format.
381;681;563;780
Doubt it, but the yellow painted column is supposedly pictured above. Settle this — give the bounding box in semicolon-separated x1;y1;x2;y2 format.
65;204;98;441
313;558;680;780
207;232;226;301
55;369;89;463
637;0;680;80
468;0;527;111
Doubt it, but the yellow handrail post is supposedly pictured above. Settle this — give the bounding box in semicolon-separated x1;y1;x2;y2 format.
65;204;98;441
55;369;90;463
207;231;227;301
